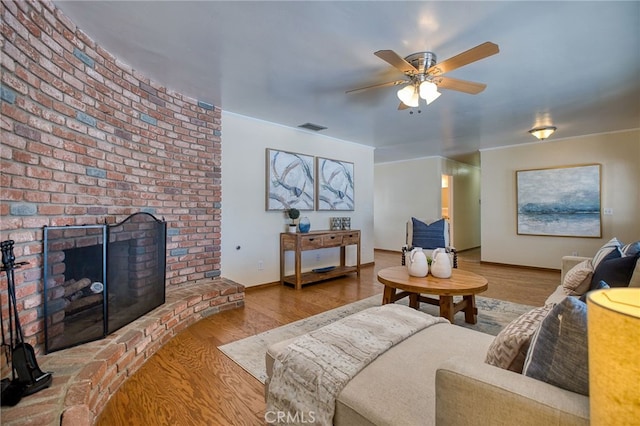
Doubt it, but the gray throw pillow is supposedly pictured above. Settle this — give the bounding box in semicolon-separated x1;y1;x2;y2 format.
522;297;589;395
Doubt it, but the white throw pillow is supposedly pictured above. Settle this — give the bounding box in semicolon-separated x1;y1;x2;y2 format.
591;237;622;269
562;259;593;296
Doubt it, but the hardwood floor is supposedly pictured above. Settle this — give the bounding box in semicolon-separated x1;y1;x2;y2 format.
96;249;560;425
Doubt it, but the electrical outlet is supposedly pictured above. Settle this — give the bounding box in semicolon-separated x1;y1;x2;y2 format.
257;260;264;271
572;251;579;256
603;208;613;215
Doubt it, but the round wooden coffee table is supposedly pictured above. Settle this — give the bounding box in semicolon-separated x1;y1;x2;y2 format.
377;266;488;324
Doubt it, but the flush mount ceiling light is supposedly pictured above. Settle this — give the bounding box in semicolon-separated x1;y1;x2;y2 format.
528;126;557;140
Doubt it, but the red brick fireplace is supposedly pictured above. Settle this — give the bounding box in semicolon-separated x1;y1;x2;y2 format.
1;3;237;421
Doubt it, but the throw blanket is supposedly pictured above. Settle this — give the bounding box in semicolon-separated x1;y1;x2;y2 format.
266;304;448;425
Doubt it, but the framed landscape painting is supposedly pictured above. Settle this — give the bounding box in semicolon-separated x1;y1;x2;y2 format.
266;149;314;210
516;164;601;237
316;157;354;211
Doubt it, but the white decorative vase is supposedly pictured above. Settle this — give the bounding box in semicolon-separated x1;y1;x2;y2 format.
288;224;297;233
406;247;429;277
430;248;452;278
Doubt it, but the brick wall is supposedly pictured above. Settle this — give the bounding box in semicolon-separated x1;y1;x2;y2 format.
0;1;223;357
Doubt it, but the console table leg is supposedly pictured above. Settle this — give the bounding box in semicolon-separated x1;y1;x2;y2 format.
295;248;302;290
356;242;361;276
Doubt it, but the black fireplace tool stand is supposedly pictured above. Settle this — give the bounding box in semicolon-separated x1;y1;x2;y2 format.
1;240;52;406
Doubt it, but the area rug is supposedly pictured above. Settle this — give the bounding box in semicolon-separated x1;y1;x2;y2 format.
218;294;534;383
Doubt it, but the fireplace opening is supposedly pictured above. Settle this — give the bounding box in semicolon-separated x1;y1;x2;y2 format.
43;213;166;353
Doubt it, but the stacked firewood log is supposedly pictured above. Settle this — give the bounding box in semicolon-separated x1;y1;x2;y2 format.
62;278;103;316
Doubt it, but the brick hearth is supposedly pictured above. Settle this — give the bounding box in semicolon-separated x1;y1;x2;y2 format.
0;278;244;425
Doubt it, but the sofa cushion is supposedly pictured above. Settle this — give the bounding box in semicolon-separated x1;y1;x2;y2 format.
411;217;446;249
590;254;639;289
485;304;554;373
562;259;593;295
591;237;622;268
523;297;589;396
335;322;493;426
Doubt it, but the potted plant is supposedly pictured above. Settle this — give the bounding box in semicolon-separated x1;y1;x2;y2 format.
287;208;300;233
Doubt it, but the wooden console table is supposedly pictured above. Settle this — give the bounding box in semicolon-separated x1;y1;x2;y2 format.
280;229;361;289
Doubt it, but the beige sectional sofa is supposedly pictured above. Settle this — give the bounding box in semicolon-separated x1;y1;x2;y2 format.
266;236;640;425
265;255;593;425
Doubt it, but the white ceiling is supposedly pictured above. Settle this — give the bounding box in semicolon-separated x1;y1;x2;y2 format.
55;1;640;165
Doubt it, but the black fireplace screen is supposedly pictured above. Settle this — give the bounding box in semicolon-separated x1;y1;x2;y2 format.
43;212;166;353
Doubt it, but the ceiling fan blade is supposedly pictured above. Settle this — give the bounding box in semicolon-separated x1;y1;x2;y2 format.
427;42;499;76
374;50;417;74
436;76;487;94
345;80;406;94
398;102;410;110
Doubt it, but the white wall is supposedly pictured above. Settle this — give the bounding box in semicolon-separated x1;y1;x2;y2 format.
373;157;442;251
442;158;482;251
481;129;640;269
373;157;482;252
221;112;375;287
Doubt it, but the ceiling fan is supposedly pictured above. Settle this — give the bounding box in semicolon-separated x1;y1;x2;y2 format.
347;42;499;110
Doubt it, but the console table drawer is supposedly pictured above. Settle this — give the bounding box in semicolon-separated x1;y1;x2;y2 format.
282;239;296;251
342;232;360;245
321;234;343;247
300;235;324;250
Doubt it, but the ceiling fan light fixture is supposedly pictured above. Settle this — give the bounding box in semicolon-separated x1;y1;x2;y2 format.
528;126;557;140
418;81;436;96
351;42;499;111
397;84;419;107
419;81;441;105
425;91;441;105
408;91;420;107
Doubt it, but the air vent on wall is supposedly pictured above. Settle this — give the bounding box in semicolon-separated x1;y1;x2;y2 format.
298;122;327;132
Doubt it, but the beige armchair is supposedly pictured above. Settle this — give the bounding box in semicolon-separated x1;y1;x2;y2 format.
401;217;457;268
